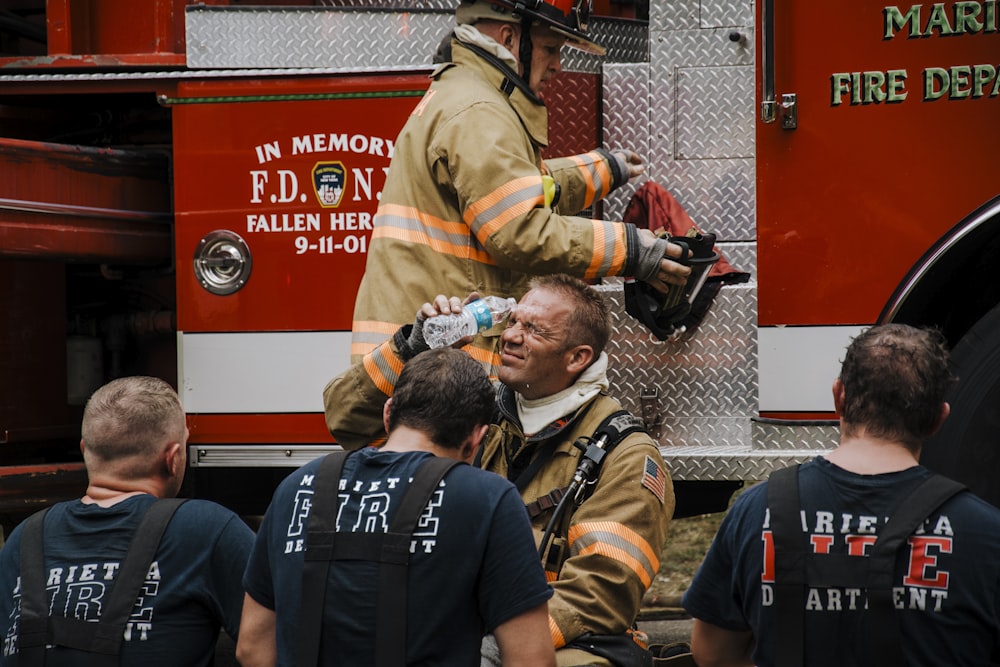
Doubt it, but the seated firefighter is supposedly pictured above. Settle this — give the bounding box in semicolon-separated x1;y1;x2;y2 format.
324;274;676;666
238;347;555;667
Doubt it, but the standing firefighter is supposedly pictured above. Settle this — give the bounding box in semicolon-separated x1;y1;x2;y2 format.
349;0;691;383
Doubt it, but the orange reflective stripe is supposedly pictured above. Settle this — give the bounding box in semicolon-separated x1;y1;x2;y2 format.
352;320;400;358
373;204;495;264
464;175;546;241
567;520;660;589
568;152;613;205
584;219;627;279
548;615;566;649
375;226;495;264
353;320;400;336
362;341;404;395
351;341;377;357
461;344;502;382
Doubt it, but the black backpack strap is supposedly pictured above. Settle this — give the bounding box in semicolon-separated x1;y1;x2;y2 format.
298;452;460;667
865;474;966;667
375;456;460;667
297;450;349;667
18;498;188;667
767;465;805;667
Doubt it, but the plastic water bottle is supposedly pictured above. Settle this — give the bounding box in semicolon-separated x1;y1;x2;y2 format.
423;296;517;349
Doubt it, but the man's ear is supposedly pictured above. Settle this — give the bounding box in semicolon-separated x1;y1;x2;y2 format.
460;424;490;463
929;401;951;437
382;398;393;434
164;441;184;478
499;23;518;51
832;378;846;417
565;345;595;376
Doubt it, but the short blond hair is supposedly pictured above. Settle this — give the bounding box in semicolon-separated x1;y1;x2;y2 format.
81;376;185;475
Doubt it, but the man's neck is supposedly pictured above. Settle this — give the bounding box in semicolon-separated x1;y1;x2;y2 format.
380;426;464;461
81;488;153;507
823;431;920;475
81;477;164;507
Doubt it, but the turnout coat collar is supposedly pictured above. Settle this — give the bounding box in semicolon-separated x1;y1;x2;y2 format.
439;38;550;149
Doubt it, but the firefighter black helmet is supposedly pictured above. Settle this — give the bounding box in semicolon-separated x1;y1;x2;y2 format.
455;0;605;55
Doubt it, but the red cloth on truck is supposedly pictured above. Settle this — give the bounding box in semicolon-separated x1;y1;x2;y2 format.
622;181;749;284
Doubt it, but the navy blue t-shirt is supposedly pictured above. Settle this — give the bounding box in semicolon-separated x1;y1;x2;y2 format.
243;448;552;666
683;457;1000;666
0;494;254;667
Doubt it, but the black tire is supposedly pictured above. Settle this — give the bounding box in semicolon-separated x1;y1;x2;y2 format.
921;303;1000;508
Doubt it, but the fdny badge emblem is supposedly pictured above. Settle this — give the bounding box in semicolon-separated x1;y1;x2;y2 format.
312;162;346;208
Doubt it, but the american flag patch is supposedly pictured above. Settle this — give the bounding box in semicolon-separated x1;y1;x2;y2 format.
641;456;666;505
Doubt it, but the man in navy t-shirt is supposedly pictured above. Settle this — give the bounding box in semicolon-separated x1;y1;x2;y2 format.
683;324;1000;667
0;376;254;667
238;347;554;667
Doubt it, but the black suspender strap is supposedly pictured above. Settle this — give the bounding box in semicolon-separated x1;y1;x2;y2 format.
375;456;459;667
18;498;188;667
297;450;349;667
864;474;965;667
17;509;52;667
297;451;461;667
768;465;966;667
767;465;806;667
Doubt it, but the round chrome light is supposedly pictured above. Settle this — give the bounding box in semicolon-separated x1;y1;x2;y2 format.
193;230;252;295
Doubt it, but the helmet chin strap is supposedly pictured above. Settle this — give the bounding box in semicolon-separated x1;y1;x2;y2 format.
518;17;534;87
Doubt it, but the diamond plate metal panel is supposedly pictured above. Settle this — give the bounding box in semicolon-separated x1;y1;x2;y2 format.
544;71;600;158
324;0;456;8
562;17;649;73
643;27;755;240
597;279;757;419
717;242;756;281
602;62;650;222
755;420;840;451
701;0;753;29
187;5;643;73
187;7;453;69
653;0;752;35
675;66;753;160
650;0;701;33
662;448;826;481
658;417;838;480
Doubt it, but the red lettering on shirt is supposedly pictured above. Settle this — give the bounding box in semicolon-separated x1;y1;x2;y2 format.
762;531;775;583
810;535;834;554
903;536;952;588
846;534;877;556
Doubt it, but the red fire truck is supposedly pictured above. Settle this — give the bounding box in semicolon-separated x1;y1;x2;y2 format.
1;0;997;533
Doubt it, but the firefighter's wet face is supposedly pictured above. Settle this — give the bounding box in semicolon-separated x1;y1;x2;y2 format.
498;287;575;400
528;28;565;95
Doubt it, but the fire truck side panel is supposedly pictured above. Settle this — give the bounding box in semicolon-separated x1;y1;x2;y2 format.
757;0;1000;327
171;75;428;334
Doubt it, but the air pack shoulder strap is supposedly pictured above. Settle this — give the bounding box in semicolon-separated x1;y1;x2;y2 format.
524;408;646;512
297;451;461;667
768;465;965;667
18;498;188;667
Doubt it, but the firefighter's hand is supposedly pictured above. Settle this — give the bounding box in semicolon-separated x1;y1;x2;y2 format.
407;293;481;353
613;149;646;182
635;229;691;292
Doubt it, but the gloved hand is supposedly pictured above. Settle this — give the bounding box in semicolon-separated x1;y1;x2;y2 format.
613;149;646;182
635;229;691;293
